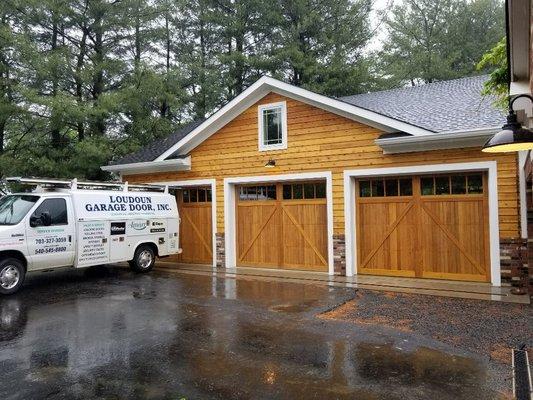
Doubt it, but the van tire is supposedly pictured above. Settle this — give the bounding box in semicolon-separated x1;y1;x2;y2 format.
0;258;25;295
130;245;155;273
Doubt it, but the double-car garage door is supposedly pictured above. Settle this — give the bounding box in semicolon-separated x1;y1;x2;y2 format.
356;173;490;282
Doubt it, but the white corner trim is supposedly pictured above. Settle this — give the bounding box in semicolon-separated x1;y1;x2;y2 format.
152;178;217;269
101;157;191;174
258;101;288;151
223;171;334;275
155;76;436;161
375;127;500;154
343;161;501;286
518;151;528;239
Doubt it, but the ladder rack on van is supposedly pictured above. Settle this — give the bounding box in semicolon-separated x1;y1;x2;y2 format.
5;177;171;193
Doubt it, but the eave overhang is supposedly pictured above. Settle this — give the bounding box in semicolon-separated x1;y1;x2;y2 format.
375;128;500;154
101;156;191;175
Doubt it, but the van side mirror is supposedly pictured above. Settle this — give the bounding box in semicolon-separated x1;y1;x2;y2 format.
29;215;40;228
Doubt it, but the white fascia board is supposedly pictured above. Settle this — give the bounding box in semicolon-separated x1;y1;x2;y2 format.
100;157;191;175
155;76;436;161
375;127;500;154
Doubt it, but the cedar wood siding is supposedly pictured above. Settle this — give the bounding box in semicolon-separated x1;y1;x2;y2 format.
124;92;520;239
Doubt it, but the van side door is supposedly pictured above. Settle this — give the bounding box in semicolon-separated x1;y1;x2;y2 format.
25;196;76;270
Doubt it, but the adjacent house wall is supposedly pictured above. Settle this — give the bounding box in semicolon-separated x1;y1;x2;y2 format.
124;92;520;277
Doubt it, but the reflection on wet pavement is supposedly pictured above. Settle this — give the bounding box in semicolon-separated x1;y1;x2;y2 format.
0;268;505;400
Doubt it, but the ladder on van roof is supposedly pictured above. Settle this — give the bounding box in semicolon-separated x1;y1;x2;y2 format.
5;177;171;193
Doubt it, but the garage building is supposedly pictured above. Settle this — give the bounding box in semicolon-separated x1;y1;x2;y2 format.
102;75;526;286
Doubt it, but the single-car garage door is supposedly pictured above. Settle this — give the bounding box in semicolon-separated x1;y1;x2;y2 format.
236;181;328;271
356;173;489;282
174;187;213;265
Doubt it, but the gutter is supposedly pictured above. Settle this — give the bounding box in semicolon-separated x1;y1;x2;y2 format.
375;127;500;154
101;156;191;175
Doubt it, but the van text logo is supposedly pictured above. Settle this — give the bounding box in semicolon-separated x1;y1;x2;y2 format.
129;221;148;231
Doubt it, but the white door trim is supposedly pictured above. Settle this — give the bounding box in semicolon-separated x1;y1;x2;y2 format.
153;179;217;269
343;161;501;286
224;171;334;274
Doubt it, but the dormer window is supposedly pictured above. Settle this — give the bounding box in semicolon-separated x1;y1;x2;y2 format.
258;101;287;151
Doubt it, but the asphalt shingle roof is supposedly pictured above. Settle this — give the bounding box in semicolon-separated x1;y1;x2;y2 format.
340;75;504;133
109;75;504;166
110;119;204;165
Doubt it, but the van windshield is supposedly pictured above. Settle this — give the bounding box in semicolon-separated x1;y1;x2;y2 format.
0;195;40;225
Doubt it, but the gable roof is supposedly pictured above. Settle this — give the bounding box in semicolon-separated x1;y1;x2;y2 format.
103;75;505;171
340;75;504;133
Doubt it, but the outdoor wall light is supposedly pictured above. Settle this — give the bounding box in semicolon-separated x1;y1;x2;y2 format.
264;159;276;168
482;94;533;152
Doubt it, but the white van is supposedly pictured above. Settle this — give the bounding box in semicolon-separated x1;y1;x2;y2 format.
0;178;181;295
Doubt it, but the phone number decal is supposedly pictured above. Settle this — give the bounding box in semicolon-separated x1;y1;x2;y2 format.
35;246;67;254
35;237;67;245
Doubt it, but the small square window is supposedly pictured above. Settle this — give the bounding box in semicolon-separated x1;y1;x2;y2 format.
359;181;371;197
421;177;434;195
372;180;384;197
206;189;212;202
399;179;412;196
183;190;190;203
267;186;277;200
190;189;198;202
198;189;206;202
435;176;450;195
259;102;287;151
385;179;398;196
304;183;315;199
451;176;466;194
467;175;483;194
283;184;292;200
315;183;326;199
292;184;303;199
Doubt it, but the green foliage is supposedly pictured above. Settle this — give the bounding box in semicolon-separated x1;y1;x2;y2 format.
0;0;508;180
379;0;505;86
477;37;508;110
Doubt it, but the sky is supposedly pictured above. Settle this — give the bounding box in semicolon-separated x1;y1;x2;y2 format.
366;0;397;52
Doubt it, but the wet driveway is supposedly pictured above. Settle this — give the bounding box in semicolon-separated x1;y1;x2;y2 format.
0;267;510;399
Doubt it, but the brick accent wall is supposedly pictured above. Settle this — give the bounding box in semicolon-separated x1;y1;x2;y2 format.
499;238;528;286
333;234;346;275
215;233;225;268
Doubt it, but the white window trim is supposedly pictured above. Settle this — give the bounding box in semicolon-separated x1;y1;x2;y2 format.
343;162;501;286
258;101;288;151
224;171;334;275
152;179;217;269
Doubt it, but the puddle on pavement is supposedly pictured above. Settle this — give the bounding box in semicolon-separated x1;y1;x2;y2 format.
0;270;503;400
354;343;485;393
269;299;319;313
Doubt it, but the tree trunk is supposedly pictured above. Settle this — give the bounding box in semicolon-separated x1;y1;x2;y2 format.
90;9;106;136
50;16;62;148
75;27;87;141
160;11;171;119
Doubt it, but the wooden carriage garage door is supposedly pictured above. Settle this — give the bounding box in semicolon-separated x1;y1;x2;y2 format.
356;173;490;282
174;187;213;264
236;182;328;271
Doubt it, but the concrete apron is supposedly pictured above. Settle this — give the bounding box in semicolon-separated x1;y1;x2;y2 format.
156;261;530;304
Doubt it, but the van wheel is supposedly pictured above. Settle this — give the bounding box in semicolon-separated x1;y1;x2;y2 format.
130;245;155;273
0;258;25;295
